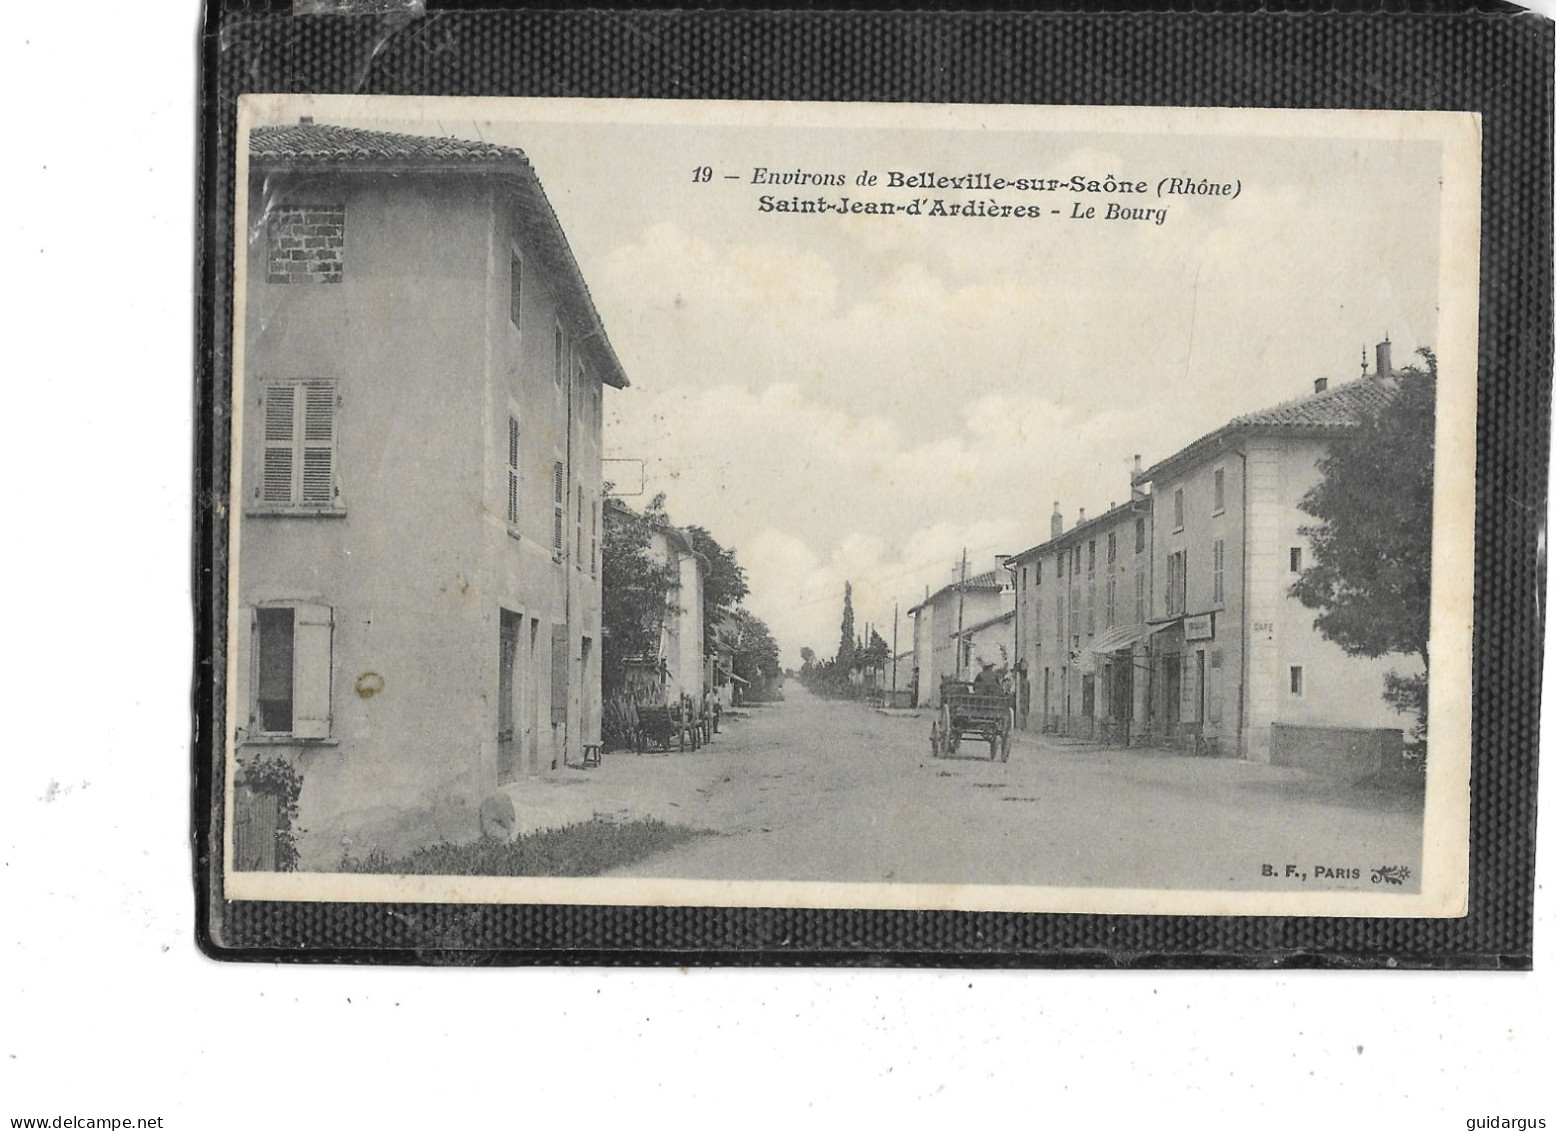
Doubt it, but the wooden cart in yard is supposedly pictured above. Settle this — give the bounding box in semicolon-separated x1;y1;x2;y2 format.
930;679;1015;761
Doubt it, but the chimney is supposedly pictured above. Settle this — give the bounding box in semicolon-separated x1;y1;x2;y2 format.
1078;507;1087;525
1375;337;1393;381
1314;377;1328;394
299;115;315;125
1131;454;1147;501
1051;503;1063;539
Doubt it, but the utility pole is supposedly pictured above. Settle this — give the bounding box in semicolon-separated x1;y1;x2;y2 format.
956;547;968;680
892;601;899;701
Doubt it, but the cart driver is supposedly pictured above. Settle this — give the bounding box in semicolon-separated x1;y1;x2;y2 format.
973;661;1002;693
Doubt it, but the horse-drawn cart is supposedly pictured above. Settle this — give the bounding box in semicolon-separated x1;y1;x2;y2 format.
930;679;1015;761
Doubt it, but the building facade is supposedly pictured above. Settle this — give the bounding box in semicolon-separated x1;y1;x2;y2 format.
1009;500;1153;742
907;564;1014;708
232;121;627;869
1133;348;1418;763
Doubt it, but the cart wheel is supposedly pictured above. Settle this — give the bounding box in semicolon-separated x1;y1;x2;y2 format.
1001;709;1014;762
929;721;941;758
938;705;954;756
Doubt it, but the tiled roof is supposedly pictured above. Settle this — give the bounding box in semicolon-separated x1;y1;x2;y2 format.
1138;375;1397;483
1227;375;1396;430
251;123;529;167
955;609;1015;637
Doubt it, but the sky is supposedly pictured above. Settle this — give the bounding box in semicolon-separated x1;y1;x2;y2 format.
348;102;1448;666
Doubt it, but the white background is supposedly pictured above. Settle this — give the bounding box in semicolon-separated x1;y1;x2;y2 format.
2;5;1551;1128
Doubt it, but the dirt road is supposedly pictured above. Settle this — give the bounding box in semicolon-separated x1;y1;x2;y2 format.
594;684;1424;893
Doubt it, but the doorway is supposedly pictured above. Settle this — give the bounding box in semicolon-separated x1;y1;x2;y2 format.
498;610;520;782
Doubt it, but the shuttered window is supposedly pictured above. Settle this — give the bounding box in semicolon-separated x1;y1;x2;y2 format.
258;380;337;509
1213;539;1226;604
552;460;565;560
252;602;333;739
575;486;584;571
506;416;521;526
590;501;599;576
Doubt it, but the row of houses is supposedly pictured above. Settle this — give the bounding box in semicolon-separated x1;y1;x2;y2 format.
910;342;1422;767
232;120;648;870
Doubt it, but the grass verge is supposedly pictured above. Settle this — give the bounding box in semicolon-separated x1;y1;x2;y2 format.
338;817;708;877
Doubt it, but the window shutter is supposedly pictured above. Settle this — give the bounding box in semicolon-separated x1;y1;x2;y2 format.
291;603;334;740
552;460;565;557
261;386;296;503
507;417;520;525
550;623;569;724
300;384;335;505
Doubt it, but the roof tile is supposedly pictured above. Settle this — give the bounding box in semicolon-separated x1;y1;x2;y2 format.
251;123;529;166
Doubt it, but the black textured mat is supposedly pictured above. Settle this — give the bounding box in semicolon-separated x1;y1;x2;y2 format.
196;3;1550;967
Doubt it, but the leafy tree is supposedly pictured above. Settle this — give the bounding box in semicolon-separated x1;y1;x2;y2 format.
686;525;749;655
600;498;681;697
1290;350;1435;738
730;608;784;698
799;646;817;678
837;582;857;672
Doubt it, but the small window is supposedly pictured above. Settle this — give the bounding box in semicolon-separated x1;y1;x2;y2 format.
1173;488;1184;531
259;380;338;510
509;253;523;329
252;603;333;739
1290;547;1303;573
1087;540;1096;576
506;416;521;526
1135;517;1146;554
1073;546;1082;574
1105;576;1116;629
1213;468;1226;514
1057;553;1064;580
1134;571;1146;624
1035;560;1042;586
1107;532;1117;565
1086;583;1095;633
255;608;295;733
1290;666;1304;696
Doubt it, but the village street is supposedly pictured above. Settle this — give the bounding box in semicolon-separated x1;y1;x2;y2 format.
516;684;1425;892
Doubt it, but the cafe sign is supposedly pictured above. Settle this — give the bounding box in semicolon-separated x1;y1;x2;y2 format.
1184;613;1215;641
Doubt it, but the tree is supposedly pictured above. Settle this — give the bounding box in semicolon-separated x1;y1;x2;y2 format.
799;647;817;679
837;582;856;673
1289;350;1435;738
600;498;680;697
730;608;783;698
686;525;749;655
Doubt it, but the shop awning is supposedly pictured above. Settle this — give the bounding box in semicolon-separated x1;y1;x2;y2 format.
1075;621;1173;672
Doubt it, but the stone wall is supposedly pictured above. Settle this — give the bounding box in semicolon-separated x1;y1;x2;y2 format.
1270;723;1405;782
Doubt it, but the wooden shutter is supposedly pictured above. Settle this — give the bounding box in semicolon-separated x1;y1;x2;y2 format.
575;486;583;570
506;417;520;525
552;460;565;558
300;383;336;505
550;623;568;724
291;603;334;740
261;386;296;503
